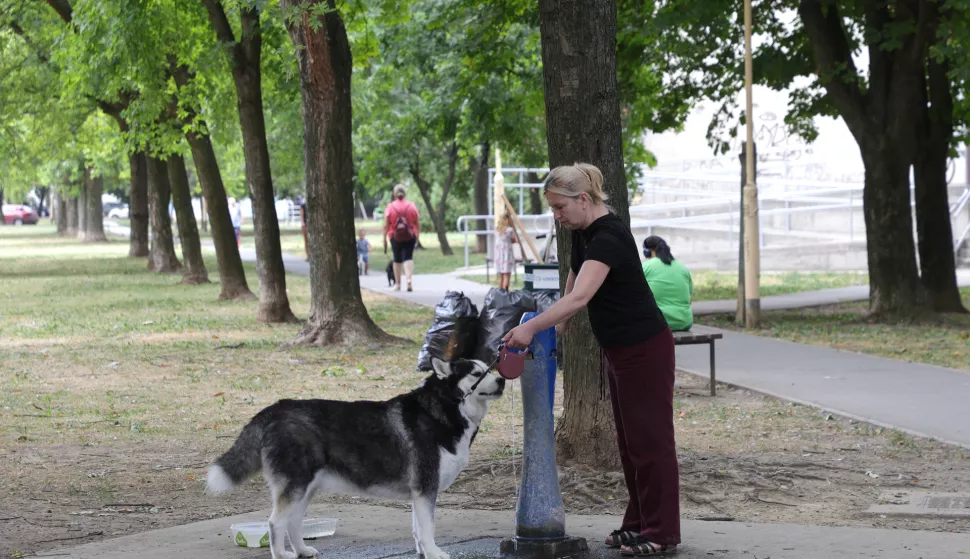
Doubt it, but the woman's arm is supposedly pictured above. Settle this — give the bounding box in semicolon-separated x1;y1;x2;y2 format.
503;261;608;348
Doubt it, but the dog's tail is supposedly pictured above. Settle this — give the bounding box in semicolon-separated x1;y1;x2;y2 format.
206;419;264;495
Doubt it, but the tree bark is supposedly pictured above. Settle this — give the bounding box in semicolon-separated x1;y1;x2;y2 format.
202;0;295;323
282;0;402;346
168;154;210;285
129;152;150;257
81;172;106;242
55;189;67;235
66;194;78;237
539;0;627;469
146;156;182;273
914;58;966;313
474;142;490;253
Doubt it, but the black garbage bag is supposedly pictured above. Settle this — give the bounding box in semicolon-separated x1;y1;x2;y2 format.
416;291;480;371
533;289;560;313
476;288;537;363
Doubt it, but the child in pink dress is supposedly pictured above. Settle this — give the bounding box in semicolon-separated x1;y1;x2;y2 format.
494;212;518;290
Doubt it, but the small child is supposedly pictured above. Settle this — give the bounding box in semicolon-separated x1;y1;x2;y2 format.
356;230;372;275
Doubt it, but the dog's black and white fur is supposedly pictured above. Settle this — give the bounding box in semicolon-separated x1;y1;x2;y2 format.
206;358;504;559
386;260;396;287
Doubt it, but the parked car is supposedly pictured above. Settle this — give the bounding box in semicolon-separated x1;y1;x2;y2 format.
103;201;125;217
107;204;129;219
2;204;39;225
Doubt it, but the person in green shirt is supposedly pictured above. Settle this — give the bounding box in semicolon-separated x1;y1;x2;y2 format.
641;236;694;331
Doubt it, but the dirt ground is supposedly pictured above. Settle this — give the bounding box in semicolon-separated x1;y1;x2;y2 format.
3;370;968;558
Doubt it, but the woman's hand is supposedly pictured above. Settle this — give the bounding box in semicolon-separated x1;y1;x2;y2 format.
503;323;535;350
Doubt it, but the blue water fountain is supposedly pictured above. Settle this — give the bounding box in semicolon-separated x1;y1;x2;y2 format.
500;312;588;558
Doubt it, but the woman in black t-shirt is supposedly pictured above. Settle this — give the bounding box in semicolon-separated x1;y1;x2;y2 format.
503;163;680;556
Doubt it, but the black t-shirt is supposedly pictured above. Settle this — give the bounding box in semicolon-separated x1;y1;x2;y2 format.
571;213;668;348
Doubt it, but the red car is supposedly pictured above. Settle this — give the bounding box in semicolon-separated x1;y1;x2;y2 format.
2;204;39;225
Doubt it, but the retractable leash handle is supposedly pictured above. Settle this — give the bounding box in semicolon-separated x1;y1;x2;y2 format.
496;343;527;380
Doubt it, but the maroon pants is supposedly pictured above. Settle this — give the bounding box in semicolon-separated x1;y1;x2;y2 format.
603;328;681;545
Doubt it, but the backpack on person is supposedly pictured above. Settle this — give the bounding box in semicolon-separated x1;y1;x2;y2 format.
393;213;415;242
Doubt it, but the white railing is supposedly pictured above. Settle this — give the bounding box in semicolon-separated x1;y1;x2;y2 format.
455;213;555;268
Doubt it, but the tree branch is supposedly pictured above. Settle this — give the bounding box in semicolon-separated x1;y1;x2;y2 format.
46;0;73;23
863;0;891;123
200;0;244;66
798;0;868;140
7;21;49;63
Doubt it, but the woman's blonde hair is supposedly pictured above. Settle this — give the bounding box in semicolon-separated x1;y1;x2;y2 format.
543;163;609;204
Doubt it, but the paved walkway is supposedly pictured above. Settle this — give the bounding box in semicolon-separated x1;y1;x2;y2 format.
51;502;970;558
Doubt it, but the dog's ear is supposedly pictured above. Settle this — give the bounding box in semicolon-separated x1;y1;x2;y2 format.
430;357;452;379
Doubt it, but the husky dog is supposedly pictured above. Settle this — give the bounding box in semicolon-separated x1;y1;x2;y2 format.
206;357;504;559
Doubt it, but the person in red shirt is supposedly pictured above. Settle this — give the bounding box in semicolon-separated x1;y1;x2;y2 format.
383;184;421;291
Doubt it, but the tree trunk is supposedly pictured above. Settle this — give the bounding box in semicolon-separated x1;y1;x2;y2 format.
146;156;182;273
66;195;78;237
539;0;626;469
527;171;545;215
282;0;402;346
474;142;490;253
77;170;88;240
168;154;210;285
410;146;456;256
55;190;67;235
860;147;924;317
82;172;106;242
129;152;150;257
914;58;966;313
202;0;295;323
172;65;254;301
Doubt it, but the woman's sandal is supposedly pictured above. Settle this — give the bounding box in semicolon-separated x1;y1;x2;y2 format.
620;538;678;557
605;530;637;548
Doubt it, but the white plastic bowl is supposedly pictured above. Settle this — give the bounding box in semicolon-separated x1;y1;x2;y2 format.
230;518;338;548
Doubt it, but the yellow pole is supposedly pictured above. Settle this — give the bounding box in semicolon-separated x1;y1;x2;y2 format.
493;147;506;232
743;0;761;328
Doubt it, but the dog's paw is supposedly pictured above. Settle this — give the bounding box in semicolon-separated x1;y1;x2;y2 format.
295;544;319;557
423;547;450;559
273;551;298;559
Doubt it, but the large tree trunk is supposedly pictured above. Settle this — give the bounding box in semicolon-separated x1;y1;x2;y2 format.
168;154;210;285
282;0;401;346
799;0;933;318
146;156;182;273
81;172;106;242
914;58;966;313
539;0;627;469
474;141;490;253
202;0;295;323
129;152;150;257
55;190;67;235
172;65;255;301
65;195;78;237
860;148;924;316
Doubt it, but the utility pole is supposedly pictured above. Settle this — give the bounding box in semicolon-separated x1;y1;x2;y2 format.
742;0;761;328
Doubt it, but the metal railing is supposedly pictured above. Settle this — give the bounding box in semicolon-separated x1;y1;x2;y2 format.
455;214;555;269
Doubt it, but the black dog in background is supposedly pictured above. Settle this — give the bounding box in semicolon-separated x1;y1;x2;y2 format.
386;261;396;288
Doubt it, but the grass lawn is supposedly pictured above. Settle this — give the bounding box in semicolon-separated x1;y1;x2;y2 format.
702;290;970;371
462;270;870;301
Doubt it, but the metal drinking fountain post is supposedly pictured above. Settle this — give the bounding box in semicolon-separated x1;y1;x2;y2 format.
500;312;588;558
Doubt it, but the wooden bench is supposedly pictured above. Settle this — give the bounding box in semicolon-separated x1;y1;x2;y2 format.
673;329;723;396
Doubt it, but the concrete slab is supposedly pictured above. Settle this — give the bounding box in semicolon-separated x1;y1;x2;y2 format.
867;491;970;518
47;503;970;559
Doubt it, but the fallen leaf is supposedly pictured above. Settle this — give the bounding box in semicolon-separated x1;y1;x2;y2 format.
213;392;224;397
